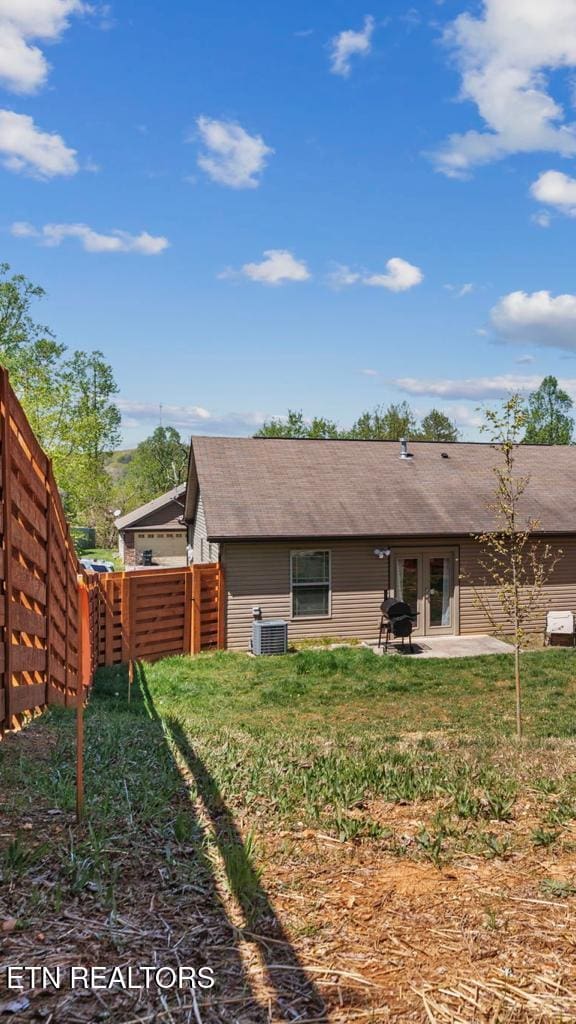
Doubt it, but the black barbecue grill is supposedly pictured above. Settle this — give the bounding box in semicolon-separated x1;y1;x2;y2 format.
378;598;418;653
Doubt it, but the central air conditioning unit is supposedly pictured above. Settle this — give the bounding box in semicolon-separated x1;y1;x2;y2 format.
252;618;288;655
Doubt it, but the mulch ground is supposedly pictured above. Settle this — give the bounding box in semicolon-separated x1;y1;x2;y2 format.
1;728;576;1023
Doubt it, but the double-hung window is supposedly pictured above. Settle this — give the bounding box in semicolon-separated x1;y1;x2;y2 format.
291;550;331;618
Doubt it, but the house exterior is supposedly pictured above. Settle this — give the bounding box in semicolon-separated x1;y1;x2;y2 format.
115;484;187;568
184;436;576;650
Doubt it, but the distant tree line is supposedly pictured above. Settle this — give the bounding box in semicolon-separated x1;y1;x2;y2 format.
255;403;460;442
255;377;575;445
2;262;575;544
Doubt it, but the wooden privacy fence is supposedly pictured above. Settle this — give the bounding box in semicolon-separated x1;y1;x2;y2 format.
95;563;224;667
0;369;91;734
0;366;225;736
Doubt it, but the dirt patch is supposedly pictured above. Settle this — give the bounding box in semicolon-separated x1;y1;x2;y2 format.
263;834;576;1021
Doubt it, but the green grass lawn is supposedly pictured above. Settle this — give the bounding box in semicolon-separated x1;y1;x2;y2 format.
2;647;576;1020
123;647;576;852
15;647;576;857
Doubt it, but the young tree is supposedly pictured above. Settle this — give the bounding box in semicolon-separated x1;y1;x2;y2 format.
471;395;561;738
126;425;188;504
523;375;574;445
348;402;418;440
419;408;460;442
255;409;340;438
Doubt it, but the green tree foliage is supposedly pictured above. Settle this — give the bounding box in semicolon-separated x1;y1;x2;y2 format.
256;409;340;438
125;426;188;505
256;403;461;441
0;263;121;532
0;262;51;356
56;351;121;529
418;409;460;442
522;376;574;445
349;402;418;440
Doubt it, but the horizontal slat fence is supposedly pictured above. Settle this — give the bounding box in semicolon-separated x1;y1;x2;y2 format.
96;564;224;666
0;366;225;735
0;370;91;733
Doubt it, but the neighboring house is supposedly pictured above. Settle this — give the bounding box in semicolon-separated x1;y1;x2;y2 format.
115;484;187;568
184;436;576;650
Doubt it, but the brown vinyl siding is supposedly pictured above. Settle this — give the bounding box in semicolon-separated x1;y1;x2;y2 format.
223;539;390;650
223;535;576;650
459;535;576;635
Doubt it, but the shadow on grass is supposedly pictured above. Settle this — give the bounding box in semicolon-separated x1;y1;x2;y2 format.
134;660;327;1022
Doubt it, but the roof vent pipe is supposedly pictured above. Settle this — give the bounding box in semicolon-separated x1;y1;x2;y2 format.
399;437;411;460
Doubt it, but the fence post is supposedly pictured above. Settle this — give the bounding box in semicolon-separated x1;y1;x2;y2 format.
192;567;202;654
76;579;90;823
217;564;226;650
46;478;53;706
121;572;130;664
1;372;13;729
184;568;194;654
104;578;113;667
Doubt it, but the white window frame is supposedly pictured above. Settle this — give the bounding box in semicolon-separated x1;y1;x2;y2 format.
290;549;332;620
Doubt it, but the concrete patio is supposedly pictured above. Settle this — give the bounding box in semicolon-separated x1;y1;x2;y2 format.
364;634;515;659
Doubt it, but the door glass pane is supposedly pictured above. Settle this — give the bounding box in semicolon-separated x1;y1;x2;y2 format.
395;557;418;613
429;557;451;627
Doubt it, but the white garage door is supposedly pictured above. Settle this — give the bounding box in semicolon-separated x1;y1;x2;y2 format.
135;531;186;559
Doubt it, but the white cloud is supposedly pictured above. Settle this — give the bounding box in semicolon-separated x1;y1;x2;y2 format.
432;0;576;177
514;353;536;364
491;289;576;350
0;0;86;93
329;15;375;77
222;249;310;286
117;400;266;436
445;281;475;296
361;368;379;377
194;116;273;189
444;404;485;430
364;257;423;292
11;221;169;254
327;256;423;292
531;169;576;216
532;210;552;227
395;372;576;402
326;263;361;288
395;374;545;399
0;109;78;177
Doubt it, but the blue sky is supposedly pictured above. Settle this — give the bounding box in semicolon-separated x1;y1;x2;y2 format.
3;0;576;444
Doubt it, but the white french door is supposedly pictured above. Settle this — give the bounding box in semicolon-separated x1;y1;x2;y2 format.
392;549;457;636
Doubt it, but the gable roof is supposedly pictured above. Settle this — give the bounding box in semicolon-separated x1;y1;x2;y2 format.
115;483;186;532
184;436;576;541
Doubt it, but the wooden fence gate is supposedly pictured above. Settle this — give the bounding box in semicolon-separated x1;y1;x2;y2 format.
95;564;225;667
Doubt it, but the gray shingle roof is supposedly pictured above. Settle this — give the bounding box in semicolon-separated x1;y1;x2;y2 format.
185;436;576;540
115;483;186;531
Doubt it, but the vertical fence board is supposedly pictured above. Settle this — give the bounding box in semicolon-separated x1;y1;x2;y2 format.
1;372;13;730
192;568;202;655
